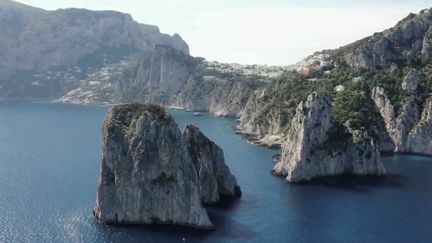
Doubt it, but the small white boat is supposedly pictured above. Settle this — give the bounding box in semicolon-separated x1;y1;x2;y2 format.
193;112;203;116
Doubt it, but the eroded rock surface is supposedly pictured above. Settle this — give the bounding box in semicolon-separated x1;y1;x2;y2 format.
183;125;241;204
94;104;212;229
402;69;420;94
337;9;432;69
371;86;432;155
407;98;432;154
94;104;241;228
273;93;386;182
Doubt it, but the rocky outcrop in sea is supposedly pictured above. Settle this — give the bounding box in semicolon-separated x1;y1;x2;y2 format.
272;93;386;182
94;104;241;229
183;125;241;204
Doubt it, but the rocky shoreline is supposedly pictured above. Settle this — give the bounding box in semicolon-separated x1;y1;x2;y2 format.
59;88;432;180
233;129;282;149
4;1;432;184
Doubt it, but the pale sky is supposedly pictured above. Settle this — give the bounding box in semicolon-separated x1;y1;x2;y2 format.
16;0;432;65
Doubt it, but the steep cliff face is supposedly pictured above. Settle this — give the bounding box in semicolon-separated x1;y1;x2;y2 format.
94;104;212;228
55;46;194;105
173;73;263;117
1;1;267;116
0;0;188;99
335;8;432;69
0;2;188;73
183;125;241;204
117;46;197;105
55;44;264;117
238;91;281;135
132;46;195;98
236;94;288;147
94;104;241;228
273;93;385;182
236;79;295;147
407;98;432;154
371;86;432;155
119;52;264;118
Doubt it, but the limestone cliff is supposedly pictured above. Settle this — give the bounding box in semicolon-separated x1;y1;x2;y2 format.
183;125;241;204
120;52;264;118
94;104;212;228
273;93;386;182
236;80;294;148
0;0;188;99
236;8;432;155
129;46;196;101
94;104;241;228
173;73;263;118
334;8;432;69
371;86;432;155
407;98;432;154
0;2;267;115
57;48;265;118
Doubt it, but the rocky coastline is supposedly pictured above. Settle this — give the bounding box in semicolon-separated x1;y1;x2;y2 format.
3;1;432;183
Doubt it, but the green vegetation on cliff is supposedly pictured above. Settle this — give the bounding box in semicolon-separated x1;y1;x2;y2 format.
251;57;432;139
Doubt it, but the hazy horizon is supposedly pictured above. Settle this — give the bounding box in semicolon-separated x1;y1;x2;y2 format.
16;0;432;65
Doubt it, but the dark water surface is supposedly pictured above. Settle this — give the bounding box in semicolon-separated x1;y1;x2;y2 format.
0;102;431;243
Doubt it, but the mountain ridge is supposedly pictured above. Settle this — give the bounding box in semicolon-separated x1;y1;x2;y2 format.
0;0;189;98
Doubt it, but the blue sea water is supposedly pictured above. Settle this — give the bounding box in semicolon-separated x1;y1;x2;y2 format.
0;101;432;243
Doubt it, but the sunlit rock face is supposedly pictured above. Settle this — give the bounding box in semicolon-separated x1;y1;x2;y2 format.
94;104;213;229
183;125;241;204
371;87;432;155
94;104;242;229
338;10;432;69
273;93;386;182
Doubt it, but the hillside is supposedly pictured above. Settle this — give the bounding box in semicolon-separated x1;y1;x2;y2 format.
3;1;432;156
0;0;188;98
237;8;432;155
0;0;277;118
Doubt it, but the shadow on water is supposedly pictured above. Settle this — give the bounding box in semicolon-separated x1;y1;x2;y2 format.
100;216;258;242
205;210;258;241
206;195;242;210
104;222;212;237
381;151;432;158
215;193;262;212
205;197;258;240
98;197;258;241
286;173;407;192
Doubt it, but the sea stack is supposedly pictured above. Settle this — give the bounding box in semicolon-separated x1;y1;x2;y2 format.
183;125;241;204
94;104;240;229
272;93;386;182
94;104;212;229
